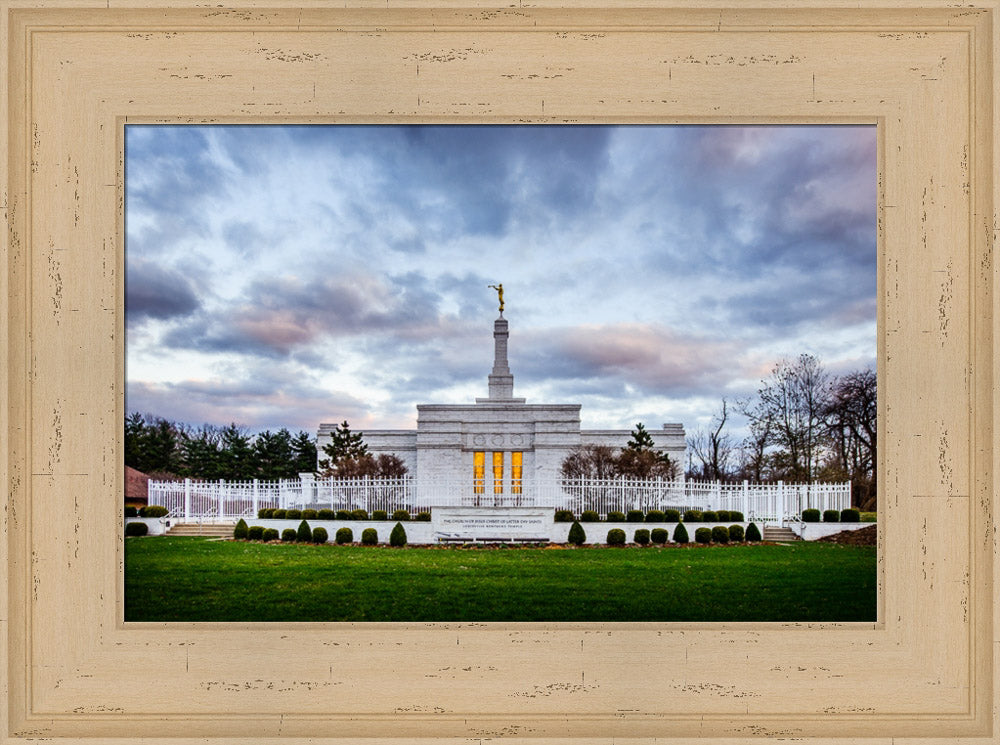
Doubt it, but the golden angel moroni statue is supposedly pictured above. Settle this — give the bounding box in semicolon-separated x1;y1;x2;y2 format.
488;283;504;313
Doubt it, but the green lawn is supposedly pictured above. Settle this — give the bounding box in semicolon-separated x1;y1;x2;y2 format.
124;537;876;623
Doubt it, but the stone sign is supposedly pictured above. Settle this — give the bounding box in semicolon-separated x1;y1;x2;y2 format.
432;507;554;542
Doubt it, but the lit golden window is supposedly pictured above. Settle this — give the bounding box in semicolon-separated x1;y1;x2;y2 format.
492;451;504;494
511;451;523;494
473;451;485;494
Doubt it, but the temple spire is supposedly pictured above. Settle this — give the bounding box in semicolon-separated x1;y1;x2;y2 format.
488;315;514;399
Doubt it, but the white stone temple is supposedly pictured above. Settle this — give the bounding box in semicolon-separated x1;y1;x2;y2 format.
318;301;686;501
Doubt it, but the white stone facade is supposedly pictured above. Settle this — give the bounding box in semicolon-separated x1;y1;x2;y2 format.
318;314;686;497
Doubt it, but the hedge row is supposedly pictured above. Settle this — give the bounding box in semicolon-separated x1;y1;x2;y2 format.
562;521;763;546
555;509;745;523
801;508;862;523
235;519;408;546
255;508;430;522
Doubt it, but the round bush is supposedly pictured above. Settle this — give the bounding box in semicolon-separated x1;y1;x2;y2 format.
745;522;762;542
633;528;651;545
296;519;312;543
335;509;352;520
247;525;264;541
606;528;626;546
606;511;626;522
317;508;335;520
626;510;644;522
823;509;840;523
716;509;730;521
392;510;410;522
286;509;302;520
273;509;287;519
312;526;328;544
802;508;821;522
683;510;702;522
567;521;586;545
233;518;249;540
371;509;388;521
702;510;719;522
728;524;745;542
645;510;665;523
711;525;729;544
663;509;680;522
730;511;744;522
335;527;353;544
554;510;575;523
841;508;861;522
673;522;689;544
390;522;407;547
351;508;369;521
580;510;600;522
694;527;711;544
302;509;318;520
415;511;431;521
281;528;297;542
361;527;378;545
257;508;272;519
124;521;148;536
124;506;138;517
650;528;668;544
261;528;279;542
139;505;168;518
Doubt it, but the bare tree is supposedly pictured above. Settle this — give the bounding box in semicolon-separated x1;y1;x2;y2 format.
687;399;735;481
823;368;877;509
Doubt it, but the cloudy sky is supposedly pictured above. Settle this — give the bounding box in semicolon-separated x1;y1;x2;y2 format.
125;124;876;440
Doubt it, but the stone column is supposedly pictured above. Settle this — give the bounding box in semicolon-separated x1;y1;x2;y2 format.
488;316;515;399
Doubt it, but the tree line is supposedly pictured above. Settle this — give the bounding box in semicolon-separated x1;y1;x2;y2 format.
686;354;876;510
124;412;318;481
560;423;682;481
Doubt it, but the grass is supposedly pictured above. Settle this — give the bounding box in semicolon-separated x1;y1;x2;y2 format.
125;537;876;623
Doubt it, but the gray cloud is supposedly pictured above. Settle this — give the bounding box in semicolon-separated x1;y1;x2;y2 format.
126;258;201;324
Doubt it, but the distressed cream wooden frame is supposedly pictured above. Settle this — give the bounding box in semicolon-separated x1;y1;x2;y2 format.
1;2;997;742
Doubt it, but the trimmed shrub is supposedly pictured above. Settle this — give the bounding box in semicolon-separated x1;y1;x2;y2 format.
312;526;328;544
372;509;388;521
335;527;353;544
261;528;279;542
663;509;681;522
606;511;626;522
392;510;410;522
567;521;586;546
580;510;600;522
554;510;575;523
416;511;432;521
802;508;821;522
286;509;302;520
257;508;272;519
745;522;762;542
702;510;719;522
711;526;729;544
626;510;644;522
125;521;148;536
841;508;861;522
124;506;138;517
317;509;335;520
673;522;689;544
634;528;651;545
302;509;318;520
139;505;168;518
683;510;702;522
730;511;744;521
728;524;745;542
233;518;249;540
823;509;840;523
351;508;369;521
248;525;264;541
297;520;312;543
606;528;626;546
336;509;352;520
281;528;297;542
650;528;668;544
273;509;287;519
361;527;378;545
694;527;711;544
390;522;407;547
716;509;730;521
645;510;665;523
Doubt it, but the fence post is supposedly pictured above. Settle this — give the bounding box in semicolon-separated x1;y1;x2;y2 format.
219;479;226;520
742;480;749;519
252;479;259;516
777;480;784;525
184;478;191;520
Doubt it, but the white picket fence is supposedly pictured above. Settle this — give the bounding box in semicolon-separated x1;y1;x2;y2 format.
148;476;850;525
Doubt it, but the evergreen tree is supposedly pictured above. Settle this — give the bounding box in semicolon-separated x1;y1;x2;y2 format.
253;428;295;480
124;412;146;469
180;424;224;480
219;424;254;480
625;422;656;451
319;421;370;477
290;430;318;474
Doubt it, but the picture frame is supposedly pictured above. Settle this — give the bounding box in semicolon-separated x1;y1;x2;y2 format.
1;1;996;742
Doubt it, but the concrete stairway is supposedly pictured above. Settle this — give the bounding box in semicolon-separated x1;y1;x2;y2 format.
762;525;801;543
166;522;237;537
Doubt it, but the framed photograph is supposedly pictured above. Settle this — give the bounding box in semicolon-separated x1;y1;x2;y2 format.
2;1;996;742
